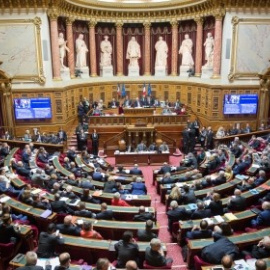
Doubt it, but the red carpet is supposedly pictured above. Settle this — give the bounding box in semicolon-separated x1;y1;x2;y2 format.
105;156;187;269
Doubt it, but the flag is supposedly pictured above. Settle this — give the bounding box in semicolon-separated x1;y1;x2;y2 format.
117;84;121;97
142;83;146;97
121;84;126;98
148;83;152;96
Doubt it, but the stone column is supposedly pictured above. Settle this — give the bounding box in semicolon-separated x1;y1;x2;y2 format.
194;17;204;77
212;12;224;78
66;17;75;78
48;12;61;80
170;19;179;76
143;21;151;76
88;20;98;77
116;21;124;76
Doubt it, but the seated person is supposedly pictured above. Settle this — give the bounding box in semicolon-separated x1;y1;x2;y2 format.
213;222;233;238
20;190;34;205
227;189;247;212
114;231;139;268
221;255;234;270
54;252;71;270
167;186;183;206
181;185;196;204
80;189;100;204
0;214;20;244
17;251;51;270
95;203;114;220
137;220;157;242
159;142;169;152
50;193;74;214
56;215;81;236
37;224;65;259
233;156;250;175
0;142;10;158
103;176;117;193
145;238;173;267
249;135;261;150
158;162;171;174
37;147;50;164
216;127;226;138
23;130;32;142
243;236;270;259
15;161;31;177
136;141;147;152
201;234;239;264
206;193;224;216
167;200;190;233
186;220;212;239
67;147;76;162
160;172;175;185
254;170;267;186
237;177;256;192
92;167;105;181
32;194;51;210
148;142;158;152
94;258;112;270
243;123;252;134
129;164;143;175
80;221;103;239
74;202;95;218
111;192;130;207
131;177;147;195
133;206;155;222
251;201;270;227
212;170;226;186
190;201;211;219
108;98;119;108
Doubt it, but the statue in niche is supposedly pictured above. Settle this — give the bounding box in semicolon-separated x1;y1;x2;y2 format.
100;35;112;67
75;33;89;68
204;32;214;68
126;36;141;67
155;36;168;68
58;32;70;69
179;34;194;67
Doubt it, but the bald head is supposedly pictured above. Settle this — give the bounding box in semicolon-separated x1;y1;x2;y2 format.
221;255;233;269
126;260;138;270
64;215;72;225
255;259;267;270
59;252;70;267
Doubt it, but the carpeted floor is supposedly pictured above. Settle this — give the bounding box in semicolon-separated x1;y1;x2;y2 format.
106;155;187;269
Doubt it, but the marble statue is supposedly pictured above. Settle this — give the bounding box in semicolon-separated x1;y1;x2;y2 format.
58;33;70;69
204;32;214;67
179;34;194;67
126;36;141;67
155;36;168;67
75;33;89;68
100;35;112;67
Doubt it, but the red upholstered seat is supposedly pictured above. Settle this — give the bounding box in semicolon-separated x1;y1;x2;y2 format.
193;255;213;270
143;260;172;269
0;242;16;270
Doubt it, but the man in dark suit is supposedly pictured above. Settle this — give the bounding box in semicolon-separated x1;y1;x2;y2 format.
54;252;71;270
212;170;227;186
158;162;171;174
95;203;114;220
227;189;247;212
17;251;51;270
91;129;99;156
167;200;190;232
50;193;74;214
233;156;250;175
254;170;267;186
56;215;81;236
57;128;67;143
0;142;10;157
15;161;31;177
191;202;211;219
133;206;155;222
148;142;158;152
136;141;147;152
0;214;20;244
160;172;175;185
186;220;213;239
134;97;142;108
123;96;132;107
74;202;94;218
145;238;173;267
37;223;65;258
251;201;270;227
22;148;31;167
130;164;143;175
205;126;214;150
182;185;196;204
137;220;157;242
92;167;105;181
243;236;270;259
67;147;76;162
131;177;147;195
108;98;119;108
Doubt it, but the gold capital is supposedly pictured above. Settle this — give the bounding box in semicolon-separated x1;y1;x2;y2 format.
47;9;59;20
66;17;75;25
194;16;204;25
88;19;97;28
143;20;151;29
115;21;124;29
170;19;179;27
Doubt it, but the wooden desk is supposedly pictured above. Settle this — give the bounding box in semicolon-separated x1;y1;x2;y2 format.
124;107;156;116
115;152;170;166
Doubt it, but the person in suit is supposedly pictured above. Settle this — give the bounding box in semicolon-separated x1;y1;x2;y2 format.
201;235;239;264
212;170;227;186
92;167;105;181
114;231;139;268
145;238;173;267
74;202;95;218
237;177;256;192
123;96;132;108
15;161;31;177
248;135;261;150
133;206;155;222
3;131;13;140
182;185;196;204
50;193;74;214
232;156;250;175
93;258;111;270
254;170;267;186
158;162;171;174
0;214;20;244
205;126;214;150
103;176;117;193
136;141;147;152
54;252;71;270
133;97;142;108
191;201;211;219
159;142;169;152
227;189;247;212
67;147;76;162
0;142;10;157
251;201;270;227
243;123;252;134
77;102;85;123
243;236;270;259
186;220;213;239
77;129;87;151
137;220;157;242
206;192;224;216
108;98;119;108
148;142;158;152
91;129;99;156
57;128;67;143
23;130;32;142
80;188;100;204
129;164;143;175
17;251;51;270
160;172;175;185
131;177;147;195
37;223;65;258
56;215;81;236
22;148;32;167
95;203;114;220
167;201;190;232
32;194;51;210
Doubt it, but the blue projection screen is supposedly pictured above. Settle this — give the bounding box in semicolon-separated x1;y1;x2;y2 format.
223;94;258;115
14;98;52;120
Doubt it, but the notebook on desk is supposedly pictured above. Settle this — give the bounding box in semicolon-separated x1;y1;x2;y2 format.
40;209;52;219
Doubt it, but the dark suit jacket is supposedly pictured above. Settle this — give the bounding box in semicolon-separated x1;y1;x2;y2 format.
130;168;143;175
0;224;19;243
159;166;171;174
103;181;117;193
133;212;154;222
56;224;80;236
191;209;212;219
92;172;104;181
186;229;213;239
74;209;94;218
16;166;30;177
37;232;64;258
145;247;167;267
207;201;224;216
182;190;196;204
227;195;247;212
0;147;9;157
212;175;226;186
252;209;270;227
95;210;114;220
17;266;47;270
131;182;147;195
51;201;74;214
137;229;157;242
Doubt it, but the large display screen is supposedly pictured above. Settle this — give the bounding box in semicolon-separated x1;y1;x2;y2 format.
223;94;258;115
14;98;52;120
